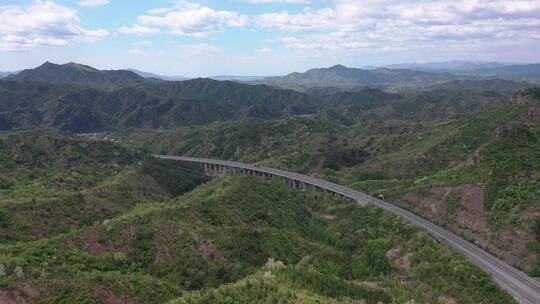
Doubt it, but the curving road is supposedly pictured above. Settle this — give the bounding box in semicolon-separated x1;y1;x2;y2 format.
155;155;540;304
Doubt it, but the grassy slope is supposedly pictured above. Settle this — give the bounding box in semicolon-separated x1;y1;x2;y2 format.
0;132;208;244
0;132;515;303
344;97;540;273
103;89;540;275
0;176;514;304
0;76;320;133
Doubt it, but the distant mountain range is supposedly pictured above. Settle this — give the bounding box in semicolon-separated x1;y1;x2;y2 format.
255;64;462;92
364;61;540;77
0;62;319;132
6;61;539;92
128;68;267;82
127;69;190;81
254;62;540;92
0;71;17;78
368;60;512;71
458;63;540;77
2;61;533;134
210;75;268;81
1;61;536;133
9;62;147;90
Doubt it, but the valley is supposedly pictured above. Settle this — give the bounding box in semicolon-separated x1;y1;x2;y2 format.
1;61;539;304
2;1;540;302
0;133;518;304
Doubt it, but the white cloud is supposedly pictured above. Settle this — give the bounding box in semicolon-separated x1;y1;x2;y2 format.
134;1;248;37
113;0;540;59
258;47;274;53
128;48;144;55
78;0;110;7
119;25;160;35
0;0;108;51
248;0;311;4
148;8;172;14
257;0;540;54
176;43;223;55
132;40;152;47
256;8;339;32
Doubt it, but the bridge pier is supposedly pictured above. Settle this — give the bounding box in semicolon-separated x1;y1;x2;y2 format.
156;155;540;303
199;162;342;195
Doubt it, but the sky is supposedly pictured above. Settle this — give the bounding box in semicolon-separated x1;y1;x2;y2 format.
0;0;539;76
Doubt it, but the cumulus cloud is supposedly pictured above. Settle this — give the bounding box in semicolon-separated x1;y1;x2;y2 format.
128;48;144;55
148;8;173;15
132;40;152;47
0;0;108;51
113;0;540;59
130;1;248;38
258;47;274;53
176;43;224;55
119;25;160;35
257;0;540;53
248;0;311;4
257;8;339;32
78;0;110;7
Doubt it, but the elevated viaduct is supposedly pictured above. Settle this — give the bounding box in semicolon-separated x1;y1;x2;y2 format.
155;155;540;304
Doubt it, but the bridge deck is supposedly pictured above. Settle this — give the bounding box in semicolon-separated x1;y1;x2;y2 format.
155;155;540;304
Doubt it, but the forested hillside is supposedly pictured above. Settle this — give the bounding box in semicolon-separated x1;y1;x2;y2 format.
7;62;147;90
0;68;319;132
105;88;540;276
255;64;461;92
1;61;539;303
0;132;514;303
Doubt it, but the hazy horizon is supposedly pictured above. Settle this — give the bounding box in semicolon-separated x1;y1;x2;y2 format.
4;59;538;78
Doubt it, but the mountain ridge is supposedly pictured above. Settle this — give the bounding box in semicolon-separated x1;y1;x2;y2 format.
128;68;269;82
256;64;462;92
374;60;513;71
8;62;148;89
0;70;321;132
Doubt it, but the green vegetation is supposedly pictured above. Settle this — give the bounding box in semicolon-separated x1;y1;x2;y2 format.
523;87;540;99
2;61;539;302
0;62;320;132
254;65;460;92
9;62;146;90
0;132;207;244
107;88;540;275
0;132;515;303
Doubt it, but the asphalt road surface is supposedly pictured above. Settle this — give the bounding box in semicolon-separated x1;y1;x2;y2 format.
155;155;540;304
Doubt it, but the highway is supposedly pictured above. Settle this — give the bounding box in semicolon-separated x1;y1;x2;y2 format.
155;155;540;304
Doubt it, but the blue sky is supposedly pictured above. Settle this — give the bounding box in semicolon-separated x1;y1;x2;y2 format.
0;0;539;76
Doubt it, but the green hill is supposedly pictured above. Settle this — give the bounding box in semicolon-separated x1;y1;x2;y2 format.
106;88;540;276
460;63;540;77
0;132;515;303
8;62;147;90
2;61;540;302
0;75;319;132
0;132;208;243
256;64;459;92
2;63;528;134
